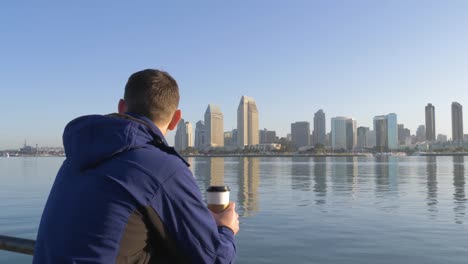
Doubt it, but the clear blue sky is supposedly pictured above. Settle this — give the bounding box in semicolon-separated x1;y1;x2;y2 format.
1;1;468;149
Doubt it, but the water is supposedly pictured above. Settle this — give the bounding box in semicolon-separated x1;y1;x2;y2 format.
1;156;467;263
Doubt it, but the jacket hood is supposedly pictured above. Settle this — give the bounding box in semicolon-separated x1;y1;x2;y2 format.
63;113;165;170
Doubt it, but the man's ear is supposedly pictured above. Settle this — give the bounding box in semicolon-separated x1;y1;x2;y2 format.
118;99;127;114
167;109;182;131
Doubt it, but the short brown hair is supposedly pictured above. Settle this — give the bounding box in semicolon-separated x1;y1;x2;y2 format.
124;69;180;124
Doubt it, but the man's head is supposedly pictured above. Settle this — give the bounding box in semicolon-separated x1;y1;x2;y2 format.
119;69;182;134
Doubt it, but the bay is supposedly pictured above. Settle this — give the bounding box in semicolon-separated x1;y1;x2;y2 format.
0;156;467;263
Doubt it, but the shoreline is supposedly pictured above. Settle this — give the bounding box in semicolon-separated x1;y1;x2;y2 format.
2;153;468;158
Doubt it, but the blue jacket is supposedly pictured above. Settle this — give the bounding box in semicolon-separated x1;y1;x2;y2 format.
33;113;236;263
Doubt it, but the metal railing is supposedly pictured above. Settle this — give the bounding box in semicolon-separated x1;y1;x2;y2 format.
0;235;35;255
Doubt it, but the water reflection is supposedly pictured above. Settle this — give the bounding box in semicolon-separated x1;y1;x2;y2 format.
453;156;466;224
291;157;311;191
346;157;358;195
209;158;225;186
374;156;399;210
313;157;327;205
426;156;438;218
330;157;348;195
237;158;260;217
375;156;390;193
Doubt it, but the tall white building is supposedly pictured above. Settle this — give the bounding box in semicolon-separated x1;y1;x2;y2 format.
331;117;356;151
174;119;193;151
237;96;259;147
205;104;224;147
185;121;193;148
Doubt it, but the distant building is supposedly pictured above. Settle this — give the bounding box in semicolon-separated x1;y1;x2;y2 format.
205;104;224;147
425;103;436;141
398;124;411;146
195;121;206;150
405;136;413;146
464;134;468;142
373;113;398;151
291;121;311;148
186;122;193;148
374;116;388;151
19;141;37;155
313;109;326;145
224;131;234;147
259;129;276;144
254;143;282;152
416;125;426;142
357;126;370;150
452;102;464;142
174;118;186;151
174;120;193;151
367;130;376;148
237;96;259;147
331;117;356;151
437;134;448;143
231;129;238;147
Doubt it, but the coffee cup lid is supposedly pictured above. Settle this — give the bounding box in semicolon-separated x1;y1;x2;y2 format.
207;186;230;192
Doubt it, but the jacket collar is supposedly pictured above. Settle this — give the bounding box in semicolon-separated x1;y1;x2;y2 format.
107;112;189;167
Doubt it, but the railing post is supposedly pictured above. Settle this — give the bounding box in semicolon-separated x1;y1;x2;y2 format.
0;235;35;255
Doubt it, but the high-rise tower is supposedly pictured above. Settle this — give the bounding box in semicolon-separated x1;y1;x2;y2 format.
425;103;436;141
313;109;326;145
452;102;464;142
204;104;224;147
237;96;259;147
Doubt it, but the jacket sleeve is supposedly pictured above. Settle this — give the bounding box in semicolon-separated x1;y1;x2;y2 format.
149;166;237;264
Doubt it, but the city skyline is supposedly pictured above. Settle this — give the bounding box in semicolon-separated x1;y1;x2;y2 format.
2;2;468;149
4;100;466;151
172;100;466;151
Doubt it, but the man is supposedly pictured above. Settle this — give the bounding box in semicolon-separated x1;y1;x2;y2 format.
34;69;239;263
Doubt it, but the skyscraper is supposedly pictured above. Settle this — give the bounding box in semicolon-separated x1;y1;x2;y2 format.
374;116;388;151
174;118;186;151
367;130;376;148
237;96;259;147
387;113;398;149
291;122;310;148
313;109;326;145
204;104;224;147
259;129;276;144
373;113;398;151
174;119;193;151
357;126;370;150
195;120;206;150
185;121;193;148
331;117;356;150
416;125;426;142
425;103;436;141
398;124;411;146
452;102;464;142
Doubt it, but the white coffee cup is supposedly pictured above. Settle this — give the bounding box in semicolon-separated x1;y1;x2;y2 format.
207;186;230;213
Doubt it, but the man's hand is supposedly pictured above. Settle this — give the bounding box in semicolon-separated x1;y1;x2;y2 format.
209;202;240;235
